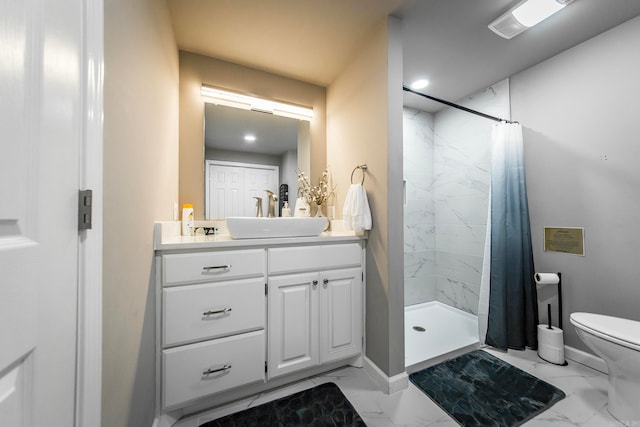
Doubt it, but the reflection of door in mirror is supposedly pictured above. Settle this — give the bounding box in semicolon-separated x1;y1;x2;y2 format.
204;102;310;219
206;160;279;219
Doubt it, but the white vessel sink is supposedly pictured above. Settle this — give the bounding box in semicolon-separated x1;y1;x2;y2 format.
226;217;328;239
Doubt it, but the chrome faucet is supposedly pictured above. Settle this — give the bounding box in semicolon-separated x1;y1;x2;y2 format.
253;196;263;217
265;190;278;217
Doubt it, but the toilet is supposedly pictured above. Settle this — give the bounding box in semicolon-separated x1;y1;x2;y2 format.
570;312;640;423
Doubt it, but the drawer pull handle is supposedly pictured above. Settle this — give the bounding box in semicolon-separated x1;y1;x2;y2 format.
202;264;231;272
202;365;232;376
203;308;232;316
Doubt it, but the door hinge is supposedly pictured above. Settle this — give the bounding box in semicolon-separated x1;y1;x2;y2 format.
265;361;268;373
361;271;364;282
265;283;268;295
78;189;93;231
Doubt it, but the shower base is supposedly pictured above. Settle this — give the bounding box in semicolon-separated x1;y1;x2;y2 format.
405;301;480;374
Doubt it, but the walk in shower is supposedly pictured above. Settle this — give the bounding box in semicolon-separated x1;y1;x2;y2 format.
403;79;511;372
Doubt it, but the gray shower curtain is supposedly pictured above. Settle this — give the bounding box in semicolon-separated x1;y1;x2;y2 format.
485;122;538;351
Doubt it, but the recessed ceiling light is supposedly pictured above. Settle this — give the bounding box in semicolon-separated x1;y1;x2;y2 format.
244;134;256;142
410;79;430;90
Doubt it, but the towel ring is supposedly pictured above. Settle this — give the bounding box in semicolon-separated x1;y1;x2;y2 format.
351;165;367;185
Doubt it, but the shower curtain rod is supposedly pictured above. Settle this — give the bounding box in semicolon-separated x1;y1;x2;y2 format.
402;85;517;124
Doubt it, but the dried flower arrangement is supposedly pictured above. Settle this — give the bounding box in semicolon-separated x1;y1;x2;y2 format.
297;168;336;207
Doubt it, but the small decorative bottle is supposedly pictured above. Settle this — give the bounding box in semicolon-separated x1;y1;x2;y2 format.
181;203;194;236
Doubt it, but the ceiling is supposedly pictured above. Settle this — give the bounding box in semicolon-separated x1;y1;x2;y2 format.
168;0;640;113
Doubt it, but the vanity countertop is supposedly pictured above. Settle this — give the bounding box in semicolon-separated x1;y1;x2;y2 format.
154;221;366;251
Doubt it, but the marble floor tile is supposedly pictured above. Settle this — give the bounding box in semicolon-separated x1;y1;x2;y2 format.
179;349;625;427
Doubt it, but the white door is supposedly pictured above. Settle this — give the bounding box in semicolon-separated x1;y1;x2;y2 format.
206;160;278;218
0;0;84;425
319;268;363;364
267;272;319;379
243;166;278;216
208;165;244;218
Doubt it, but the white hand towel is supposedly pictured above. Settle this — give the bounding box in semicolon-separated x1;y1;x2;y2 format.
343;183;372;232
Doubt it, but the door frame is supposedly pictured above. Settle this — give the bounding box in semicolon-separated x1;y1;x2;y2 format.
205;160;279;219
76;0;103;425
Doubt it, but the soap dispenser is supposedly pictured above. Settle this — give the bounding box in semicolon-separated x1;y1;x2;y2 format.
281;201;291;217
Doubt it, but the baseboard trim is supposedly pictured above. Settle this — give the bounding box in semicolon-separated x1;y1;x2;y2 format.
363;356;408;394
564;345;607;374
152;412;181;427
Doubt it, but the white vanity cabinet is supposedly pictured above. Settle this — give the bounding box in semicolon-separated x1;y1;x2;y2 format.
267;243;363;379
159;249;267;409
154;226;365;422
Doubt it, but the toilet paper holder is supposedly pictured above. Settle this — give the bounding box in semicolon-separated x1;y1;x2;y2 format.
534;272;563;329
535;272;568;366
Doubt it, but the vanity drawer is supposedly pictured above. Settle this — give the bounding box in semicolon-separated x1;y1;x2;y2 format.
268;243;361;274
163;278;265;347
163;249;265;286
163;330;265;408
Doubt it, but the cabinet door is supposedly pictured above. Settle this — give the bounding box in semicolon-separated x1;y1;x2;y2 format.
268;272;319;379
320;268;363;364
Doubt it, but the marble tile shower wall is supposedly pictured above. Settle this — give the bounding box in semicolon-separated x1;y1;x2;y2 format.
432;79;511;314
403;108;436;306
403;79;511;312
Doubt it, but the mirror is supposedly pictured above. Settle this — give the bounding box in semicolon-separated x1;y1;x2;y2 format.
203;102;311;219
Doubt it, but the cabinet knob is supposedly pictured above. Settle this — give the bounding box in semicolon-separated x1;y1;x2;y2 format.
323;278;329;287
312;280;318;288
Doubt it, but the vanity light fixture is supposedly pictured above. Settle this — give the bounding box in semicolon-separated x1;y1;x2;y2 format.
489;0;575;39
201;85;313;121
244;134;256;142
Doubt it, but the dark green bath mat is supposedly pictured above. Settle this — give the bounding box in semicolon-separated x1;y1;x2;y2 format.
409;349;565;426
199;382;366;427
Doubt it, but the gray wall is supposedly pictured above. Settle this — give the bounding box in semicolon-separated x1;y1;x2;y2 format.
511;16;640;353
206;148;282;166
281;149;298;205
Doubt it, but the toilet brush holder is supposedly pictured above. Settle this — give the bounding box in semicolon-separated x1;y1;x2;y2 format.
537;324;566;365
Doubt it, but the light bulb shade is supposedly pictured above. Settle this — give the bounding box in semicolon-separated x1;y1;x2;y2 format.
512;0;566;27
488;0;574;39
410;79;430;90
201;86;313;121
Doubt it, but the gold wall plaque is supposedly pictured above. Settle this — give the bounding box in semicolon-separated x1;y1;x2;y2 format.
544;227;585;256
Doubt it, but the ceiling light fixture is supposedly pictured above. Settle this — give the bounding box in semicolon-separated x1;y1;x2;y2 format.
201;85;314;121
244;135;256;142
489;0;574;40
410;79;430;90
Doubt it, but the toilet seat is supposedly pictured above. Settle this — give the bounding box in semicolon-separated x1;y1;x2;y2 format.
570;313;640;351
